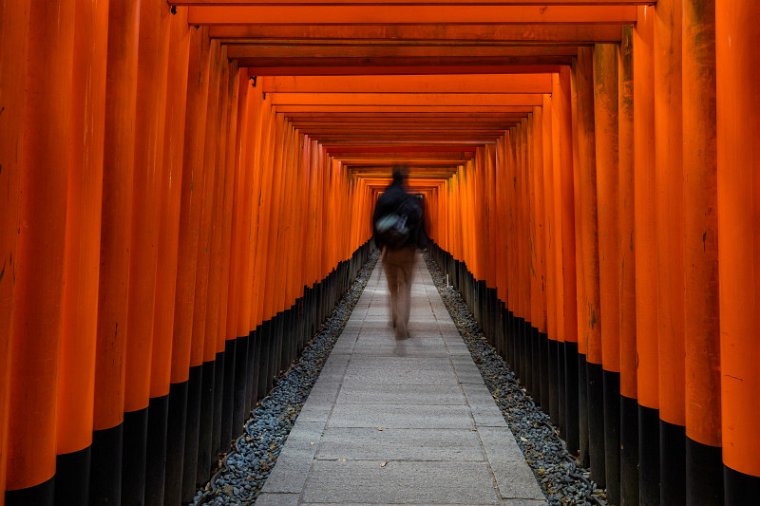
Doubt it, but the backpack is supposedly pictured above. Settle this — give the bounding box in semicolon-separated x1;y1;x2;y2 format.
375;198;417;249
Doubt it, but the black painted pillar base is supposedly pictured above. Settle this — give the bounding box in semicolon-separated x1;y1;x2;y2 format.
686;437;723;506
221;339;237;450
197;360;216;486
660;420;686;506
638;405;660;506
724;465;760;506
182;365;203;503
122;407;149;505
577;354;590;468
145;395;169;506
90;423;123;505
5;478;54;506
563;342;579;454
587;362;605;487
55;447;90;505
620;395;639;506
165;381;188;506
602;370;620;504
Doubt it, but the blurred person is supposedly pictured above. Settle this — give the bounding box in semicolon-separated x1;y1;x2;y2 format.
372;167;425;339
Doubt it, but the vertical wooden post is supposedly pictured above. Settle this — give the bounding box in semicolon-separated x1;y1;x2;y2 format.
146;7;191;506
6;0;75;503
681;0;723;503
552;69;578;452
633;6;660;504
571;46;600;471
654;0;686;502
716;0;760;502
617;23;639;506
123;1;172;502
0;1;31;501
55;0;109;503
593;42;620;497
167;25;211;506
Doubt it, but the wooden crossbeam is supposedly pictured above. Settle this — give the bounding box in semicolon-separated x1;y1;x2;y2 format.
261;75;552;94
211;23;626;42
188;5;638;24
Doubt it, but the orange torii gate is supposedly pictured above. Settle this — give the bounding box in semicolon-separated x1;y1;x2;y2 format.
1;1;758;506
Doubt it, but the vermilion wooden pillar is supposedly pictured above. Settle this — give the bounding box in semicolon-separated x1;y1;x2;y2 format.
653;0;686;502
633;6;660;504
571;46;600;471
55;0;109;503
6;0;75;504
0;1;31;502
716;0;760;503
617;24;639;506
123;1;172;502
682;0;723;504
593;42;619;498
147;7;191;506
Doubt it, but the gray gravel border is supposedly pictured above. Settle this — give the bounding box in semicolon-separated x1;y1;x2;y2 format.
423;252;608;506
193;251;380;506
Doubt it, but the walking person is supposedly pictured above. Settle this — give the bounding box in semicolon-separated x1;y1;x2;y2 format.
372;167;425;339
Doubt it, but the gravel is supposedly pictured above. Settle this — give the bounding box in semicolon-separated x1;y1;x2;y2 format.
423;252;608;506
192;250;380;506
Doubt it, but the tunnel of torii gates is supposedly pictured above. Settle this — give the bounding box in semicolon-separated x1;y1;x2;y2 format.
0;0;758;505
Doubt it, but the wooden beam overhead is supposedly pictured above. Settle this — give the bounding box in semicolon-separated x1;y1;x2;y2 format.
261;74;552;94
188;5;638;24
174;1;651;5
210;23;627;43
246;64;565;76
268;93;544;106
274;105;536;113
226;44;580;59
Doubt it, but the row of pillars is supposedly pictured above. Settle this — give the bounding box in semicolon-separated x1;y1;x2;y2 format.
0;1;373;504
427;1;759;505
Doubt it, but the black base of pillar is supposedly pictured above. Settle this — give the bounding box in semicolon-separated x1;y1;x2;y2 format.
686;437;723;506
5;477;54;506
122;407;149;505
638;404;660;506
587;362;605;487
660;420;686;506
145;394;169;506
55;446;91;505
602;370;620;504
620;395;639;506
165;381;188;506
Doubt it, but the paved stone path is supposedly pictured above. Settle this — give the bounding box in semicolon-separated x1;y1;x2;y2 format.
256;256;547;506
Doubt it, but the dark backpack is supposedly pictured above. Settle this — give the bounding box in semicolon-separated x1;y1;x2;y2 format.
375;198;417;249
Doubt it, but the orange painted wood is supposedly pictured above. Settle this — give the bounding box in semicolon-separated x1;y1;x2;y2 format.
542;94;557;341
191;40;222;367
7;0;75;489
56;0;109;456
262;75;552;94
571;47;601;362
172;27;212;384
151;7;192;398
617;26;637;400
93;0;140;431
0;0;31;498
682;0;720;448
244;64;566;77
188;5;638;25
552;69;578;345
593;43;620;373
211;23;626;43
716;0;760;478
125;0;172;413
216;66;242;344
654;0;684;427
633;4;658;410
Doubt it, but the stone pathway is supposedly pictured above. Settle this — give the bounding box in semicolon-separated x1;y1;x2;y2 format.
256;256;547;505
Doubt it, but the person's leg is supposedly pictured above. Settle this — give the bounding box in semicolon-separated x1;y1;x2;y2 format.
395;248;417;339
383;257;400;329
